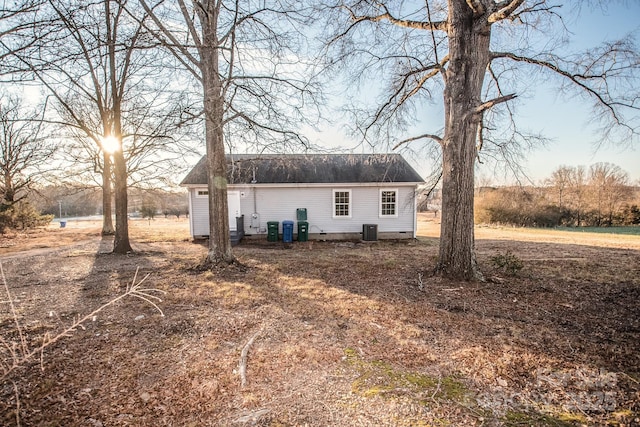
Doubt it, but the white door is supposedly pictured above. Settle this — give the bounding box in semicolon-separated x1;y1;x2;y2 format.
228;191;241;231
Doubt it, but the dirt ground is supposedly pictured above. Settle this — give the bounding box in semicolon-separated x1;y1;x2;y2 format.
1;215;639;426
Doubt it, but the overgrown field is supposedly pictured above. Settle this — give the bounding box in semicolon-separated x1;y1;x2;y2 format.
1;216;639;426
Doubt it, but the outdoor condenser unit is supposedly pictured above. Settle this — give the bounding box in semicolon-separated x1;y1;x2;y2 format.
362;224;378;241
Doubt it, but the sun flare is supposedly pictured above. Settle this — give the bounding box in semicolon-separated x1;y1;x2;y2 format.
101;135;120;154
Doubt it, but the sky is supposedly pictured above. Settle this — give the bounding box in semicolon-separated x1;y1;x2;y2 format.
307;2;640;186
14;2;639;187
521;3;640;185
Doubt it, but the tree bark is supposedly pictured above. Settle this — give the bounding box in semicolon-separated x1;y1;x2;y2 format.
107;0;131;254
112;147;132;253
101;153;115;235
199;2;234;265
3;171;14;205
435;0;490;281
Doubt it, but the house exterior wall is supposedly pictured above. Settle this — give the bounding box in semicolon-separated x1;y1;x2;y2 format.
188;188;209;237
187;184;418;239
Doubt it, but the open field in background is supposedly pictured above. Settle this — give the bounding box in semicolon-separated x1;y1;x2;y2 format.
1;214;639;426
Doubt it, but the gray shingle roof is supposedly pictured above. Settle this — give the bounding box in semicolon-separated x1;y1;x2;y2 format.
180;154;424;185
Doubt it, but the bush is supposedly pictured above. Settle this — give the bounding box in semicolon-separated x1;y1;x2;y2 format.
140;204;157;219
620;204;640;226
0;202;53;233
490;251;524;275
476;188;573;227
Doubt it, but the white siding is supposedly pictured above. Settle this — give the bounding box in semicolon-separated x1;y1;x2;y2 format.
188;184;417;238
232;185;417;236
189;188;210;237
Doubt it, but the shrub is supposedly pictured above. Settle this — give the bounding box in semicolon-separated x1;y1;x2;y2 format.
13;202;54;229
620;204;640;226
476;188;572;227
0;202;53;233
140;204;157;219
490;251;524;275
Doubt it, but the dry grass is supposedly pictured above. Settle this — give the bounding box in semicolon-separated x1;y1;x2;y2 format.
0;215;638;426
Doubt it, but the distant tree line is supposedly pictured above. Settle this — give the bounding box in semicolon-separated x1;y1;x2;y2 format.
476;163;639;227
28;186;188;221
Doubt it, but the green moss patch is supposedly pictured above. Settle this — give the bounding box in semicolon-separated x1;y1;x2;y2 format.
344;348;469;403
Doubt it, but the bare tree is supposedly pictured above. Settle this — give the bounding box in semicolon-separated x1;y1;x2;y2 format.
323;1;639;280
0;94;55;207
10;0;194;251
546;165;573;210
567;165;587;227
547;164;588;226
132;0;321;266
0;1;50;72
588;162;630;226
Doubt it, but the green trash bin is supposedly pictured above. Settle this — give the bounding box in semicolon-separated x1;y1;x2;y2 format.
296;208;307;221
297;221;309;242
267;221;279;242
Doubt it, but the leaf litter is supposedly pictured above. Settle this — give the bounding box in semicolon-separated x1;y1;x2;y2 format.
0;217;638;426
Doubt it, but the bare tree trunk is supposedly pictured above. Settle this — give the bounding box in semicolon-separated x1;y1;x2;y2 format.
204;110;233;264
107;0;131;254
200;3;233;265
3;172;14;205
101;153;115;235
435;0;489;281
112;147;131;253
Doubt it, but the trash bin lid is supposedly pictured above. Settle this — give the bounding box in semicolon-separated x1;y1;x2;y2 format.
282;220;294;225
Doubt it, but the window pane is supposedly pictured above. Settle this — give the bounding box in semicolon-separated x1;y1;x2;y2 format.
381;190;396;216
334;191;350;216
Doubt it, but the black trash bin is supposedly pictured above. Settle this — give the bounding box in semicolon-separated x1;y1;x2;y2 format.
267;221;279;242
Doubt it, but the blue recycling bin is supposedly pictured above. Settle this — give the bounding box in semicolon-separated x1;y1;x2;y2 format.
282;220;294;243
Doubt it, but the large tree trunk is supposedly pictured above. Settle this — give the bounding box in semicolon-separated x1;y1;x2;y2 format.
200;4;234;265
101;153;115;235
435;1;490;281
107;0;131;255
112;147;132;253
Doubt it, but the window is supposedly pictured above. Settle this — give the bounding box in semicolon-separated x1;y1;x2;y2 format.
380;189;398;217
333;189;351;218
196;189;209;198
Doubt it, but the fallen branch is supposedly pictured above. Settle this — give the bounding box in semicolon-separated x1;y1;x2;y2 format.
1;265;166;426
232;408;270;424
239;329;261;388
1;266;165;382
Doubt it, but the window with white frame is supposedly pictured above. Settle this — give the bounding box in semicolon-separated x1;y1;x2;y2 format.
380;189;398;217
195;189;209;198
333;189;351;218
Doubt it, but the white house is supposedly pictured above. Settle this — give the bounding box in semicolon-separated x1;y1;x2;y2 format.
180;153;424;241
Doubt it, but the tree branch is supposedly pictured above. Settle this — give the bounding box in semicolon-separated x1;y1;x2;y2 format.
492;50;639;125
488;0;525;23
337;3;448;38
393;133;443;150
473;93;517;115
